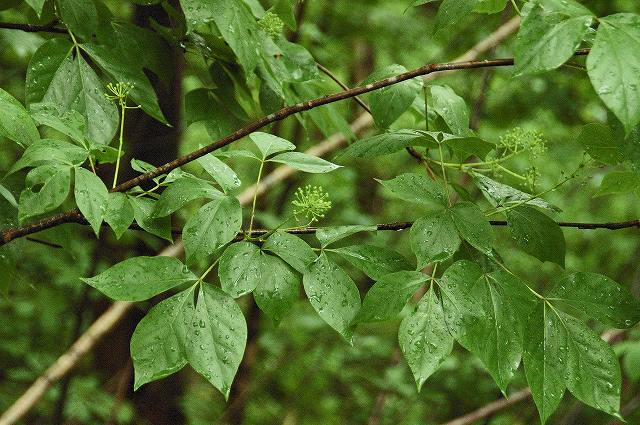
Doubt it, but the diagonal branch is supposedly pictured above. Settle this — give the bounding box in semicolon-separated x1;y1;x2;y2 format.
0;44;591;246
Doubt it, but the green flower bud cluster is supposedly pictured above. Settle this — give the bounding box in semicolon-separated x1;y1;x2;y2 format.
292;185;331;223
259;11;284;40
498;127;546;157
105;82;134;106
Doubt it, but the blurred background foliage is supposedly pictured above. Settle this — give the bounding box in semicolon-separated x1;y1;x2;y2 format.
1;0;640;424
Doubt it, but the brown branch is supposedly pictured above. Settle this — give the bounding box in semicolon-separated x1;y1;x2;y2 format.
440;389;532;425
0;21;66;33
98;217;640;239
0;47;591;246
0;20;521;425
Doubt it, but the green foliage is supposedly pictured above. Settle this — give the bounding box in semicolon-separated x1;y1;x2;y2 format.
130;284;247;398
514;0;594;76
2;0;640;423
587;14;640;133
183;196;242;263
0;87;40;147
81;256;197;301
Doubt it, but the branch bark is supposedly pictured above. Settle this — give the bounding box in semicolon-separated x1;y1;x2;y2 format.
0;21;66;33
0;19;521;425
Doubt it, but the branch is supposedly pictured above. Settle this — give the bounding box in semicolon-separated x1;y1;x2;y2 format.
0;44;589;246
0;21;66;33
238;218;640;238
0;20;521;425
90;218;640;239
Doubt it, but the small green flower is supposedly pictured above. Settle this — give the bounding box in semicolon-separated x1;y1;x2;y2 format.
292;185;331;223
258;11;284;40
499;127;546;156
105;82;134;106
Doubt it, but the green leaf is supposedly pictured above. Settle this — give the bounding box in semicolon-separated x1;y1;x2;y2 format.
0;183;17;208
262;231;317;273
376;173;447;206
18;164;71;222
474;173;560;211
25;39;72;106
333;244;413;280
254;254;300;323
131;285;247;398
438;133;496;160
268;152;341;173
81;256;197;301
31;107;86;145
523;302;568;424
185;88;244;141
362;65;421;128
218;242;262;298
549;272;640;328
506;205;565;267
474;0;508;14
57;0;98;40
248;132;296;159
0;87;40;147
81;41;166;124
154;177;223;218
131;289;189;390
129;196;173;242
595;171;640;197
181;0;261;74
410;211;460;268
450;202;494;255
356;271;428;323
177;284;247;398
334;129;437;162
183;196;242;263
197;155;242;193
559;311;621;418
315;225;377;248
24;0;46;16
436;260;484;338
576;123;624;164
525;302;622;422
104;192;134;239
459;270;537;392
32;54;119;145
271;0;295;29
514;0;593;76
303;253;360;342
8;139;87;175
74;167;108;236
434;0;477;33
399;288;453;391
429;85;470;135
587;14;640;134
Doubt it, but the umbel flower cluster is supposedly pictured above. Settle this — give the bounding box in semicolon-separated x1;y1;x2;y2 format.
258;11;284;39
291;185;332;223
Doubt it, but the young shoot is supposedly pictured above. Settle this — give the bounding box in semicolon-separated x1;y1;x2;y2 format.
105;82;140;189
